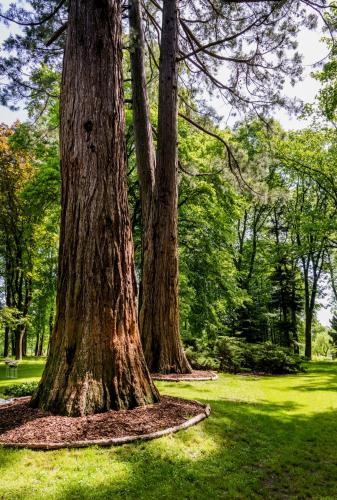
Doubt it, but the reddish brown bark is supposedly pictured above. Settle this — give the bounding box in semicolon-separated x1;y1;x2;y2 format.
128;0;191;374
143;0;191;373
128;0;156;337
31;0;159;416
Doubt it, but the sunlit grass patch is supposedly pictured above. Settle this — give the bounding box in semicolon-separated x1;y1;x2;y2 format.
1;359;337;498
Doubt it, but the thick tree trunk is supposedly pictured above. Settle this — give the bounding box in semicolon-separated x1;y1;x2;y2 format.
128;0;156;330
31;0;159;416
141;0;191;374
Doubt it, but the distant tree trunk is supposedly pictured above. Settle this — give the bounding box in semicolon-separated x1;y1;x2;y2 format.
35;330;40;357
15;325;25;360
31;0;159;416
4;326;9;358
15;277;32;360
22;329;27;357
290;265;299;355
46;306;54;356
141;0;191;374
11;333;15;357
303;268;314;359
38;328;44;356
304;308;313;359
49;306;54;336
302;249;323;360
291;307;299;355
4;259;11;357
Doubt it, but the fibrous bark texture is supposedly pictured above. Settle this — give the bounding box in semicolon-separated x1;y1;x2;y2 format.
128;0;156;347
139;0;191;374
31;0;159;416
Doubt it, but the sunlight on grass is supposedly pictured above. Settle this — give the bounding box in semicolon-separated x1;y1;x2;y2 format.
0;357;45;397
1;359;337;498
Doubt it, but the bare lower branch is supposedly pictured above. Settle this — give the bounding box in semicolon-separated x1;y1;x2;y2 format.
45;22;68;47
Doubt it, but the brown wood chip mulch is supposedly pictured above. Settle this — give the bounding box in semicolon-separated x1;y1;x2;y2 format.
0;396;210;450
151;370;218;381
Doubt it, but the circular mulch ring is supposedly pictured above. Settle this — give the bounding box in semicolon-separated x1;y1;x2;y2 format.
0;396;210;450
152;370;218;382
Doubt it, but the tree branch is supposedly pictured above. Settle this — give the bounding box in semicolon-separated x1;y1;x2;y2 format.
45;22;68;47
0;0;66;27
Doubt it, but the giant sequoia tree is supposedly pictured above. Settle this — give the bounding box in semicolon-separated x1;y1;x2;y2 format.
31;0;159;416
129;0;191;373
127;0;331;373
0;0;334;372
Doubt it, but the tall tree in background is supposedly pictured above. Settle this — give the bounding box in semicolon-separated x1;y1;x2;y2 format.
129;0;191;373
275;128;337;359
143;0;191;373
31;0;159;416
0;125;34;360
292;181;329;359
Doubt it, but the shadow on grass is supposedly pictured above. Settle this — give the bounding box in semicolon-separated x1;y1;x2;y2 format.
2;362;337;499
2;396;337;499
289;361;337;392
50;398;337;499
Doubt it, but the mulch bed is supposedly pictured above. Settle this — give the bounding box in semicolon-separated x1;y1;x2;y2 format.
0;396;210;450
151;370;218;382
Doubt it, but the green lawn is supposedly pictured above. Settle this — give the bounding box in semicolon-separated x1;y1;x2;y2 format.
1;359;337;499
0;358;44;397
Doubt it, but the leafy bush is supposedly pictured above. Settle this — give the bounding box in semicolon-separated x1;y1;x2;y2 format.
185;346;219;371
3;381;39;397
186;336;303;374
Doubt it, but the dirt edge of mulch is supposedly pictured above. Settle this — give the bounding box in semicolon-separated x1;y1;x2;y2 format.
151;370;218;382
0;396;210;451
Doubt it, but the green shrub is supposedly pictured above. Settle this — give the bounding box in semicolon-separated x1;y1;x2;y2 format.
185;346;219;371
216;337;247;373
186;336;303;374
3;381;39;397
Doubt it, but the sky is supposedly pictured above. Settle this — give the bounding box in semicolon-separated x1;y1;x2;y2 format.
0;8;333;325
0;5;328;128
214;24;329;131
275;26;329;130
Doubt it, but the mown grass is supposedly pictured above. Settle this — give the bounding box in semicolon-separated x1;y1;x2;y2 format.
1;358;337;498
0;357;44;397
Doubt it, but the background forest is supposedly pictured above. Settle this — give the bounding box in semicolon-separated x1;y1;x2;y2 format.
1;0;337;369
